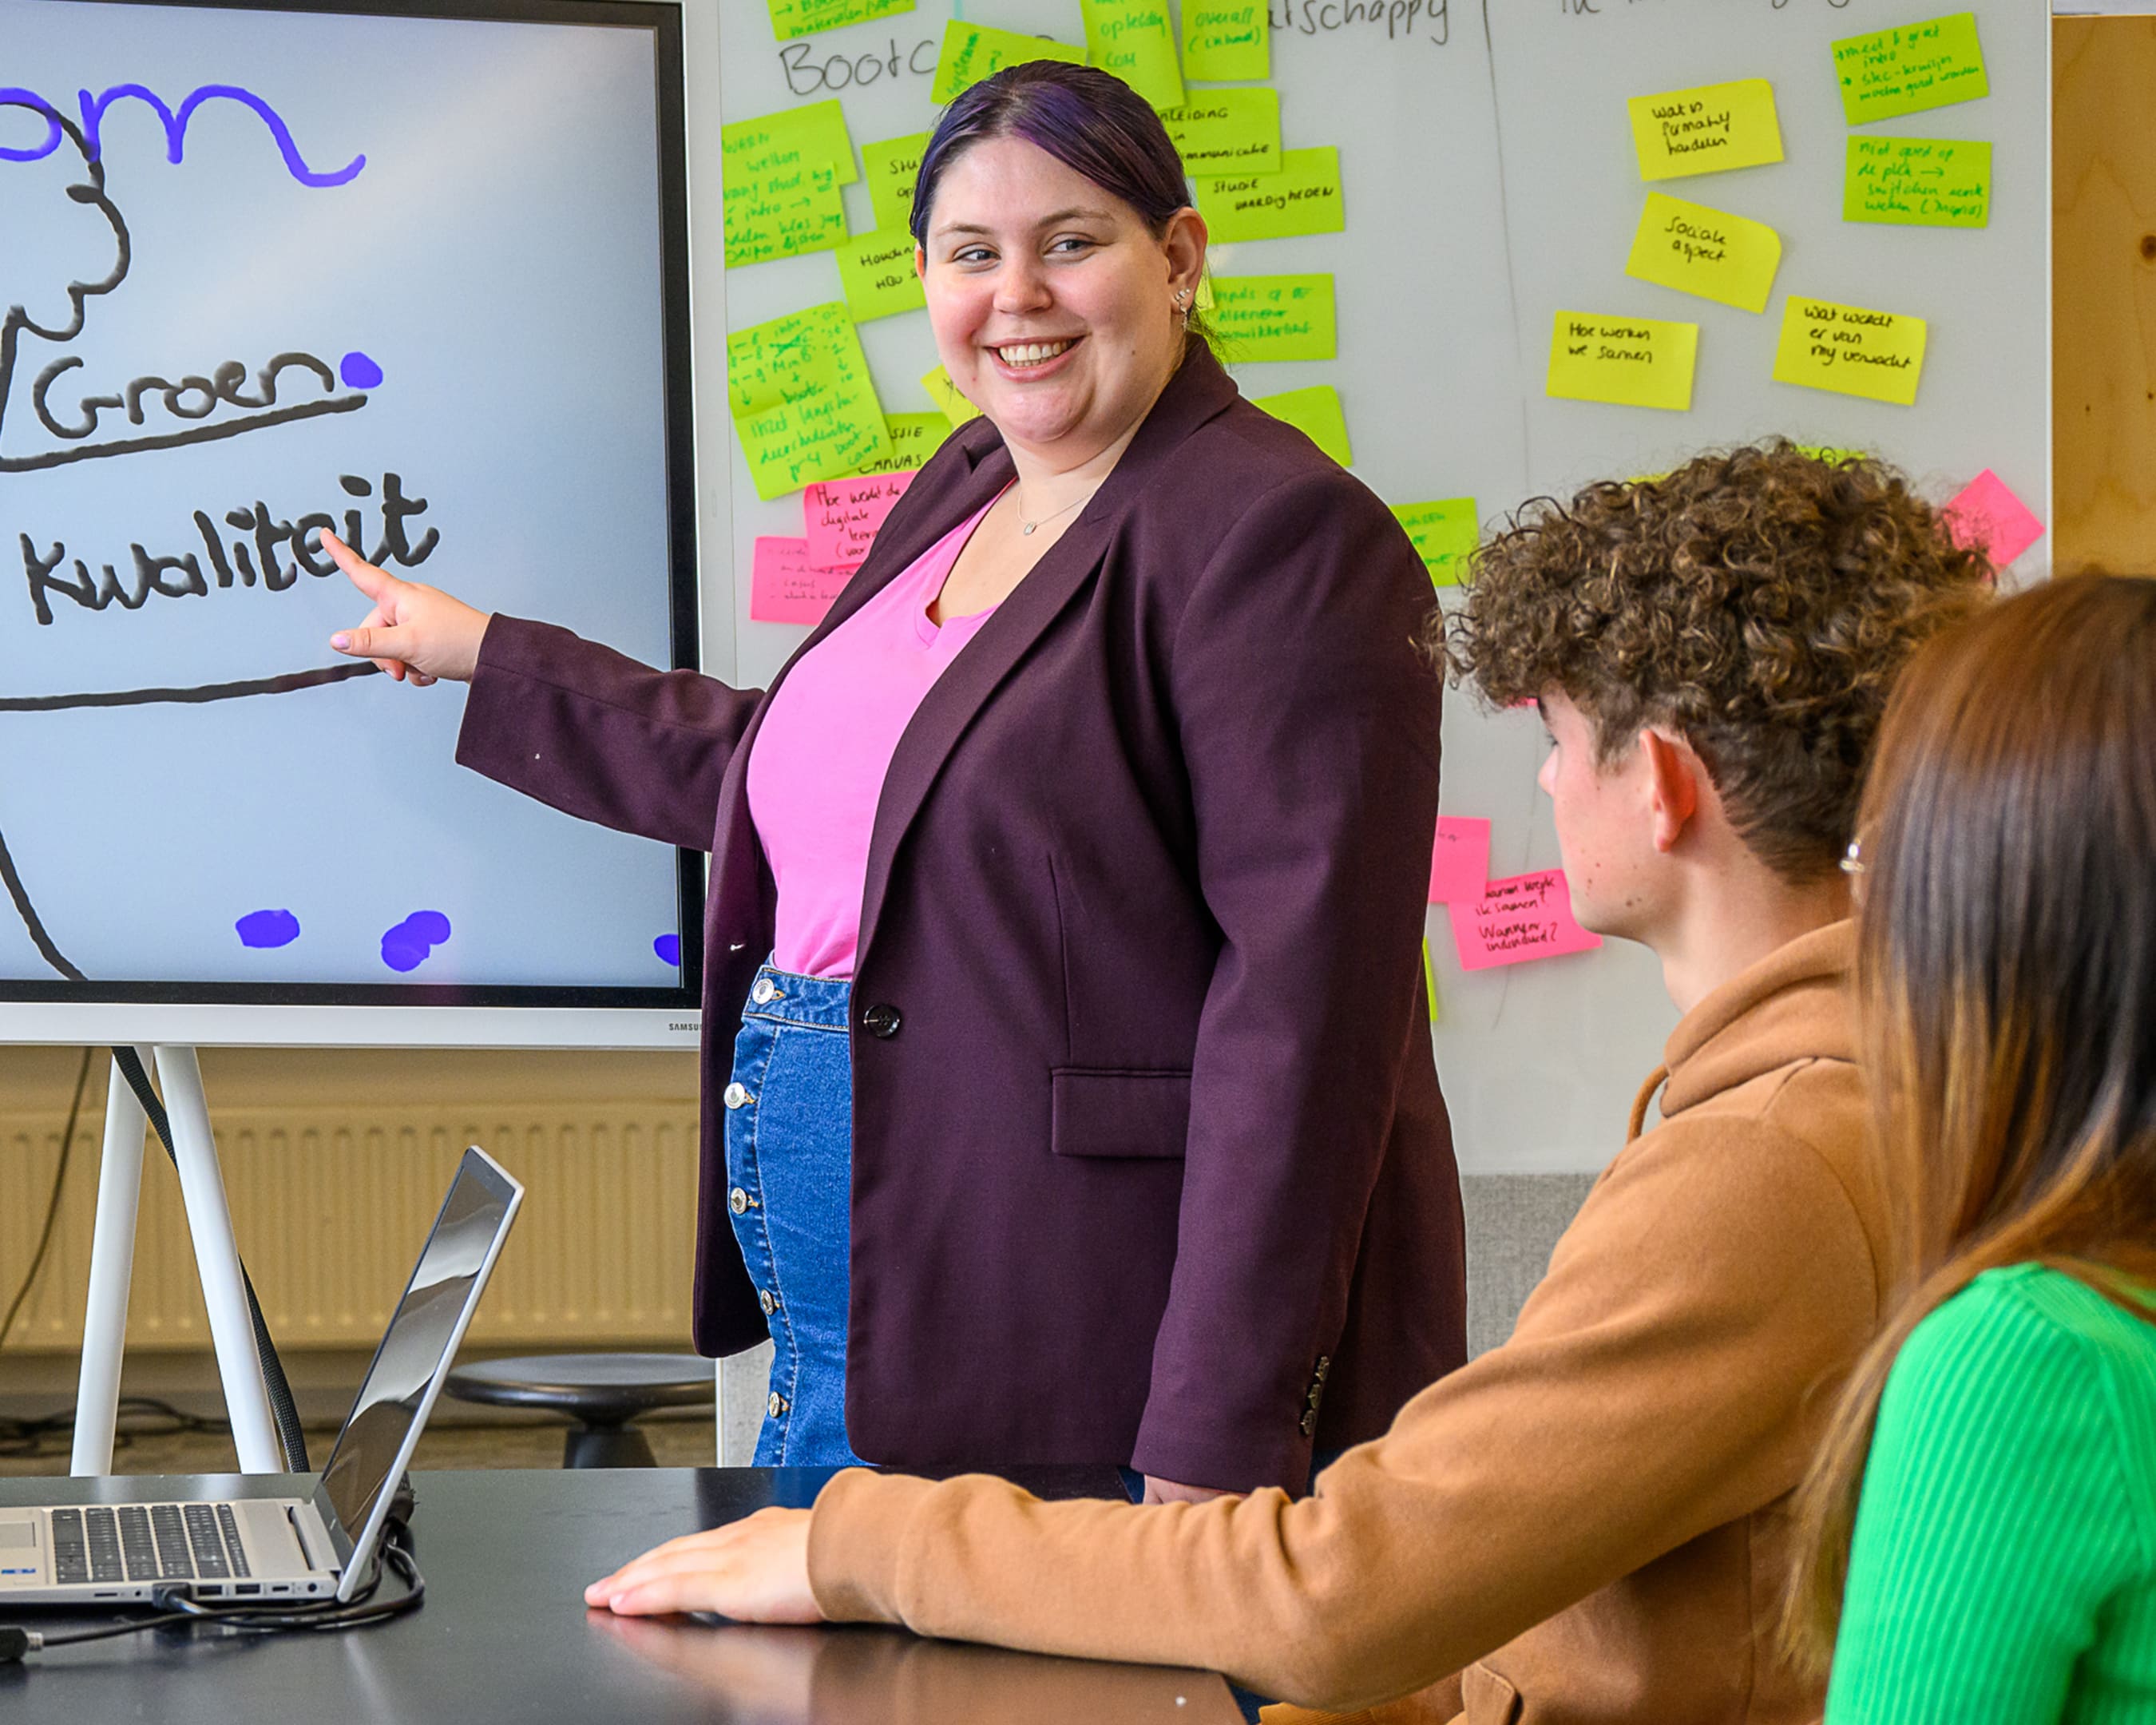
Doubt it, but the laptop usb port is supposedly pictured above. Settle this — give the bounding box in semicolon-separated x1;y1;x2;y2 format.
234;1584;261;1596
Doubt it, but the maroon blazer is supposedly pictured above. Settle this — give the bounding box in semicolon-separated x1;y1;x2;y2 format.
457;345;1465;1490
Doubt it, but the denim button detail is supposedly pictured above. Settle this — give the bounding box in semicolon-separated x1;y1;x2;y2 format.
767;1393;789;1418
751;978;779;1005
723;1082;750;1110
759;1289;777;1315
729;1187;751;1215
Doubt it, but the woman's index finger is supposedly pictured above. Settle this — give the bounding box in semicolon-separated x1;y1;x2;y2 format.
320;529;395;600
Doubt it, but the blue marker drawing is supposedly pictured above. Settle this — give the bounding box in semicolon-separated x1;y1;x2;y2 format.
339;351;383;390
236;908;301;949
653;933;681;966
0;83;363;186
380;910;452;974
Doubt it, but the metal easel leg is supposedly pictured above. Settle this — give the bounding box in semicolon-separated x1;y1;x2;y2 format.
153;1045;282;1474
70;1049;151;1477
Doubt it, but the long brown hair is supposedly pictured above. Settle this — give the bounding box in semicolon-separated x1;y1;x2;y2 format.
1782;573;2156;1671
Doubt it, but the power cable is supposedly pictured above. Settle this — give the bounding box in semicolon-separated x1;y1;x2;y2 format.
0;1048;94;1350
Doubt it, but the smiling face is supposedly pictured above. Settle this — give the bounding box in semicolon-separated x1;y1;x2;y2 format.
917;134;1204;466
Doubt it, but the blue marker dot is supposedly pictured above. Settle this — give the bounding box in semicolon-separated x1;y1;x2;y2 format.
406;910;451;944
340;351;384;391
236;909;301;950
654;934;681;967
379;910;451;974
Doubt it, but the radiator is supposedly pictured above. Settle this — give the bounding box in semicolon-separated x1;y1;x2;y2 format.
0;1099;701;1352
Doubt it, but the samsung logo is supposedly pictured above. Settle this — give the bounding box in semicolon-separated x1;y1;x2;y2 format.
670;1021;700;1033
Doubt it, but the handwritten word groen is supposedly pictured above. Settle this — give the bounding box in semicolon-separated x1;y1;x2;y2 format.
837;231;925;323
1161;89;1280;176
1627;79;1782;181
1450;870;1603;972
764;0;911;43
1623;192;1781;314
1081;0;1184;111
1390;498;1478;588
930;21;1085;104
1772;297;1928;407
727;303;892;498
921;364;981;427
1207;274;1334;362
1843;136;1990;228
1183;0;1267;81
1546;311;1698;413
751;535;850;626
1428;816;1492;904
862;131;931;236
1195;148;1345;244
846;413;955;475
1943;469;2043;570
803;470;916;571
1833;12;1988;126
1254;386;1351;466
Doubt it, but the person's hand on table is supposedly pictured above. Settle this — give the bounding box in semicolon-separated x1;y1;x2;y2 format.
1142;1475;1235;1505
320;530;491;687
585;1505;822;1622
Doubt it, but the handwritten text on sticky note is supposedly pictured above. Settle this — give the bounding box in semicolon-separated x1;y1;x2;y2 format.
1943;469;2043;571
1833;12;1988;126
1843;136;1989;228
1195;148;1345;244
862;132;931;238
1450;870;1603;971
838;231;925;323
1624;192;1781;314
1429;817;1492;904
921;364;981;427
1547;311;1698;413
1161;89;1281;176
932;21;1086;104
845;413;953;477
1183;0;1267;81
803;471;915;572
727;303;891;498
1392;498;1478;588
751;536;850;627
764;0;911;42
1081;0;1183;110
1771;297;1927;407
1627;79;1783;181
1208;274;1334;362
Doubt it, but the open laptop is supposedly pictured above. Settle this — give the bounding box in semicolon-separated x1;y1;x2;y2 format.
0;1146;522;1608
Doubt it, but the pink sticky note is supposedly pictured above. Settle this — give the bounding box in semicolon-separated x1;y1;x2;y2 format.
1429;817;1493;903
750;536;849;627
1943;470;2044;572
1449;869;1603;972
803;471;916;573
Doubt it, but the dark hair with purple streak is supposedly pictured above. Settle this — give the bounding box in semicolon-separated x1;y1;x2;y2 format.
910;61;1197;267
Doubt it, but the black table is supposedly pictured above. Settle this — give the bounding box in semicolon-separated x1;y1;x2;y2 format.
0;1467;1242;1723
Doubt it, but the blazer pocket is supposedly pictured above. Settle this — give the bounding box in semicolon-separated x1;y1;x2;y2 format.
1049;1068;1192;1160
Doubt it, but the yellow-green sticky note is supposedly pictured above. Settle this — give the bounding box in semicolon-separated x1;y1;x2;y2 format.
1843;135;1989;228
930;21;1086;104
1422;939;1440;1022
1772;297;1926;407
1833;13;1988;126
1392;498;1479;589
862;132;931;238
723;159;848;268
1161;88;1279;176
1255;386;1351;466
722;100;858;186
847;413;955;476
1627;79;1783;181
1623;192;1781;314
1207;273;1334;362
727;303;892;498
764;0;911;42
921;364;981;427
1547;311;1698;413
1082;0;1184;111
838;231;925;322
1798;445;1865;465
1195;149;1345;244
1183;0;1266;81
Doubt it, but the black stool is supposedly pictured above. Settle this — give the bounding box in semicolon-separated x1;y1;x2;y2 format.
445;1353;715;1468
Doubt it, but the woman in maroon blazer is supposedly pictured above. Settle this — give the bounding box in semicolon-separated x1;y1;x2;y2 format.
323;63;1462;1497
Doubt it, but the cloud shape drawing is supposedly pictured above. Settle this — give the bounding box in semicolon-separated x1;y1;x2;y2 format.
381;910;451;974
339;351;382;390
236;909;301;949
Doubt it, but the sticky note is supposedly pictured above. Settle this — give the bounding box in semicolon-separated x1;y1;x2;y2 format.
1161;89;1280;176
1422;940;1440;1022
931;21;1086;105
723;101;858;186
1798;445;1866;466
837;230;925;323
1833;13;1988;126
1429;817;1492;904
1772;297;1927;407
1943;469;2043;570
727;303;892;498
1254;386;1351;466
803;471;917;571
1195;149;1345;244
1206;273;1334;362
722;101;858;268
1391;498;1479;588
862;132;931;238
1450;870;1603;972
1546;311;1698;413
1183;0;1267;81
751;536;851;626
846;413;955;475
764;0;911;42
1624;192;1781;314
1627;79;1783;181
1082;0;1184;111
1843;136;1989;228
921;364;981;427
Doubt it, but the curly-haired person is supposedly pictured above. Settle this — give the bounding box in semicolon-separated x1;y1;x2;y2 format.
582;445;1991;1725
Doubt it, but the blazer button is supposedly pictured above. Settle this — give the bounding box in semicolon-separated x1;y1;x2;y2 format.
861;1003;902;1039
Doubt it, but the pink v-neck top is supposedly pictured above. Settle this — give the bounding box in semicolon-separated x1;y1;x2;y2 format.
745;493;1005;980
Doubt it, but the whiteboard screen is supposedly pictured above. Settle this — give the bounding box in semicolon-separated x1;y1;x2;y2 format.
0;0;703;1033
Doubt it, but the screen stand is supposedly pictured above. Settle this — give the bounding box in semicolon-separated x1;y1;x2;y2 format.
70;1046;283;1476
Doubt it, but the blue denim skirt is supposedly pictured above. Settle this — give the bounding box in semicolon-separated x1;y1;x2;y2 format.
720;963;866;1467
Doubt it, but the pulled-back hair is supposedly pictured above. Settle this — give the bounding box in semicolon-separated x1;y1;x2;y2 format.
1782;573;2156;1671
1439;442;1990;882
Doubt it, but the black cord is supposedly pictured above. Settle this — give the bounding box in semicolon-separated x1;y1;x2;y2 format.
107;1049;310;1473
0;1049;95;1350
0;1396;232;1462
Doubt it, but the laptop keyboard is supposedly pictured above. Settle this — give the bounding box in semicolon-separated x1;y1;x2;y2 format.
50;1504;252;1585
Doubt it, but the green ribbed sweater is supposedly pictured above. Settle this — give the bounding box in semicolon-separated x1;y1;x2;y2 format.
1826;1263;2156;1724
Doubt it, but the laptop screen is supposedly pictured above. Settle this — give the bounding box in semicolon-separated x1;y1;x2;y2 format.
318;1149;520;1542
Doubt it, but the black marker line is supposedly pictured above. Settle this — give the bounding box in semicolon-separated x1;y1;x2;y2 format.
0;660;382;713
0;395;367;473
0;823;85;981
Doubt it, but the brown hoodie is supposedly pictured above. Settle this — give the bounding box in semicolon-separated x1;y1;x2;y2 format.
809;922;1887;1724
